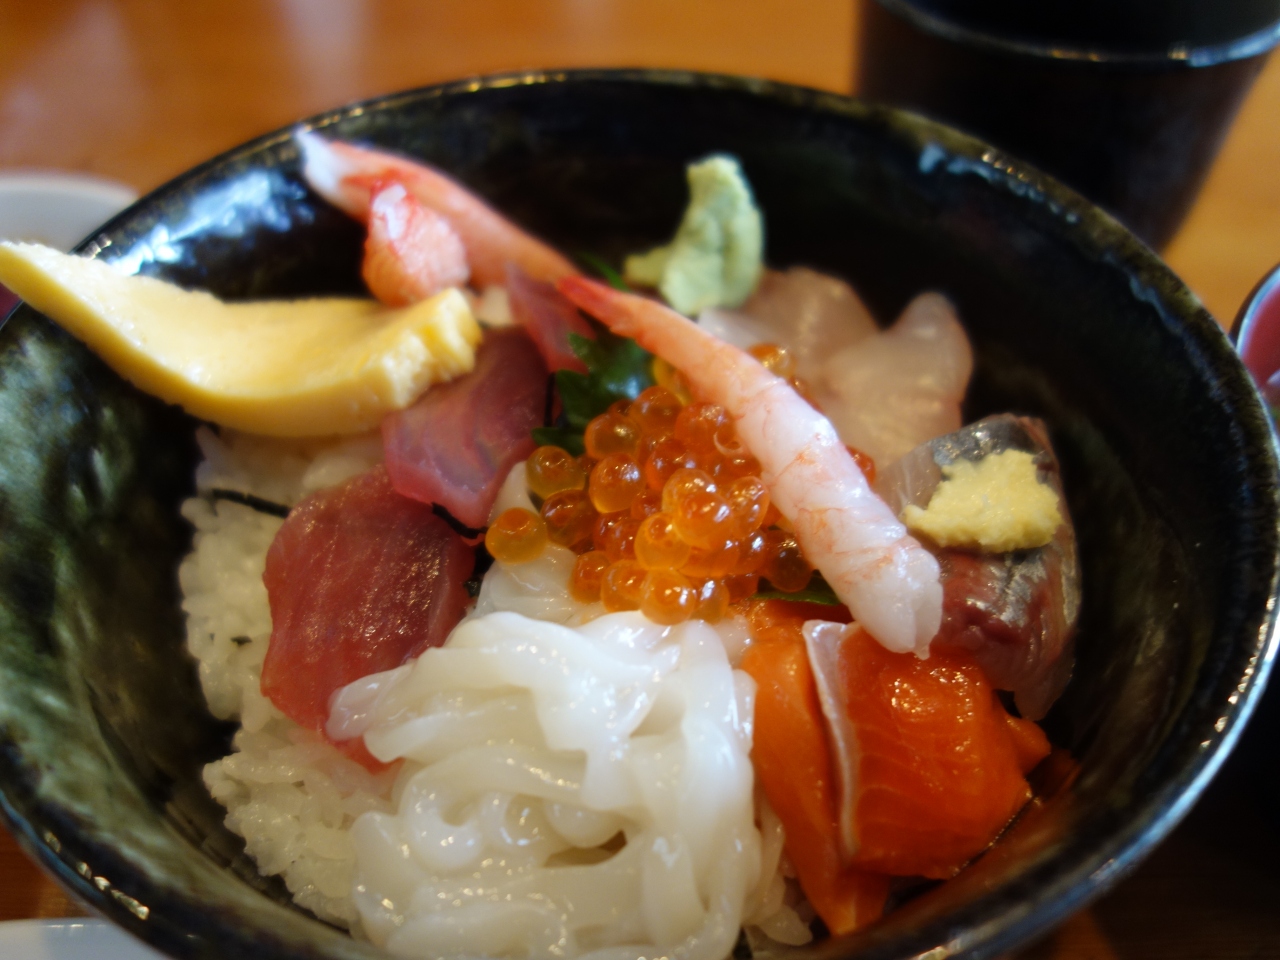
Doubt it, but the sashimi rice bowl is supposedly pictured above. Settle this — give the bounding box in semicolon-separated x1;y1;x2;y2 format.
0;73;1274;960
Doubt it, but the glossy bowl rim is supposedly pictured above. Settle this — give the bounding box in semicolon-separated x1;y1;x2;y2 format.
0;67;1277;960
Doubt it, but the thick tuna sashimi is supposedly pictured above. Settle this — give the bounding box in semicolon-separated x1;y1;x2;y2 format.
382;328;548;529
506;263;595;373
805;621;1046;880
261;466;473;732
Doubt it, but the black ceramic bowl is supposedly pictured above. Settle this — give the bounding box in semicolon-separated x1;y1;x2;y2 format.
0;70;1276;960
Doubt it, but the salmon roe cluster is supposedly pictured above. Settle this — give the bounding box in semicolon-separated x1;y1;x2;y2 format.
485;343;877;625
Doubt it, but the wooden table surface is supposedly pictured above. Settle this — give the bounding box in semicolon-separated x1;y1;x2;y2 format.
1;1;1278;957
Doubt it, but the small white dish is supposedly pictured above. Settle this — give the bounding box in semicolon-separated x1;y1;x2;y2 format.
0;171;137;250
0;919;166;960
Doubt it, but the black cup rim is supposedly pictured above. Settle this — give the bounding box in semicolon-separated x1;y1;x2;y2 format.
1;67;1278;960
871;0;1280;66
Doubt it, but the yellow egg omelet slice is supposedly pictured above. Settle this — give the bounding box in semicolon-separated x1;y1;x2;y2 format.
0;242;482;436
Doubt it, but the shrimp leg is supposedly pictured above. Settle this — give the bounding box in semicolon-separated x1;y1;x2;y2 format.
559;277;943;656
295;129;578;288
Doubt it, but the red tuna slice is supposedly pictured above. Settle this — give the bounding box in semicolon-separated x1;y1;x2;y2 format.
261;466;474;733
804;621;1047;880
506;263;596;373
874;414;1081;720
362;178;470;306
382;328;548;529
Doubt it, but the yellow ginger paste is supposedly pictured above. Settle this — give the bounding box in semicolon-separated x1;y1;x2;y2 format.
902;449;1062;553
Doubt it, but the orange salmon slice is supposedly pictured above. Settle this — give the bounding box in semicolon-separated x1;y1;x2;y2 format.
805;621;1049;879
742;636;891;936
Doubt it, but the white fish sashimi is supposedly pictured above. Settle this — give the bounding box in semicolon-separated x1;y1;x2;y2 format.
701;271;972;474
818;292;974;468
700;267;878;384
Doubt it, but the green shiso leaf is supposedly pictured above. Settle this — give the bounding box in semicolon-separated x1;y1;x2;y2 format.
533;324;655;451
752;588;842;605
753;573;841;605
532;426;584;456
578;252;632;292
568;331;608;372
587;331;654;403
555;368;606;431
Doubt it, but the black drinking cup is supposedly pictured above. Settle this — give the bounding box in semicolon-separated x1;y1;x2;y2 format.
857;0;1280;249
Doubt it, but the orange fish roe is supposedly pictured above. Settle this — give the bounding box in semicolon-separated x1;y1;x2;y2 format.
540;488;597;550
693;577;730;622
641;568;697;624
661;467;716;513
486;508;548;564
726;476;769;536
585;410;641;459
762;529;813;592
642;436;692;491
747;342;797;379
724;574;761;603
526;445;586;499
635;512;692;570
674;403;730;454
601;559;646;611
630;490;662;520
589;455;644;513
570;550;610;602
671;487;735;549
716;452;762;483
630;384;682;436
523;350;841;622
732;530;768;575
682;539;741;579
496;344;864;620
652;357;692;403
594;512;640;562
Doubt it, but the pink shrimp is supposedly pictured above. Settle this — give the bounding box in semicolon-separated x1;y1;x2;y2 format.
295;129;578;288
559;277;943;656
362;179;470;306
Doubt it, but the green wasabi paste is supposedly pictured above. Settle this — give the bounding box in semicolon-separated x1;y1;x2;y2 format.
624;155;763;315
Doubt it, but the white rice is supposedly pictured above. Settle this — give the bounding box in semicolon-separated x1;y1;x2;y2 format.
182;427;389;928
